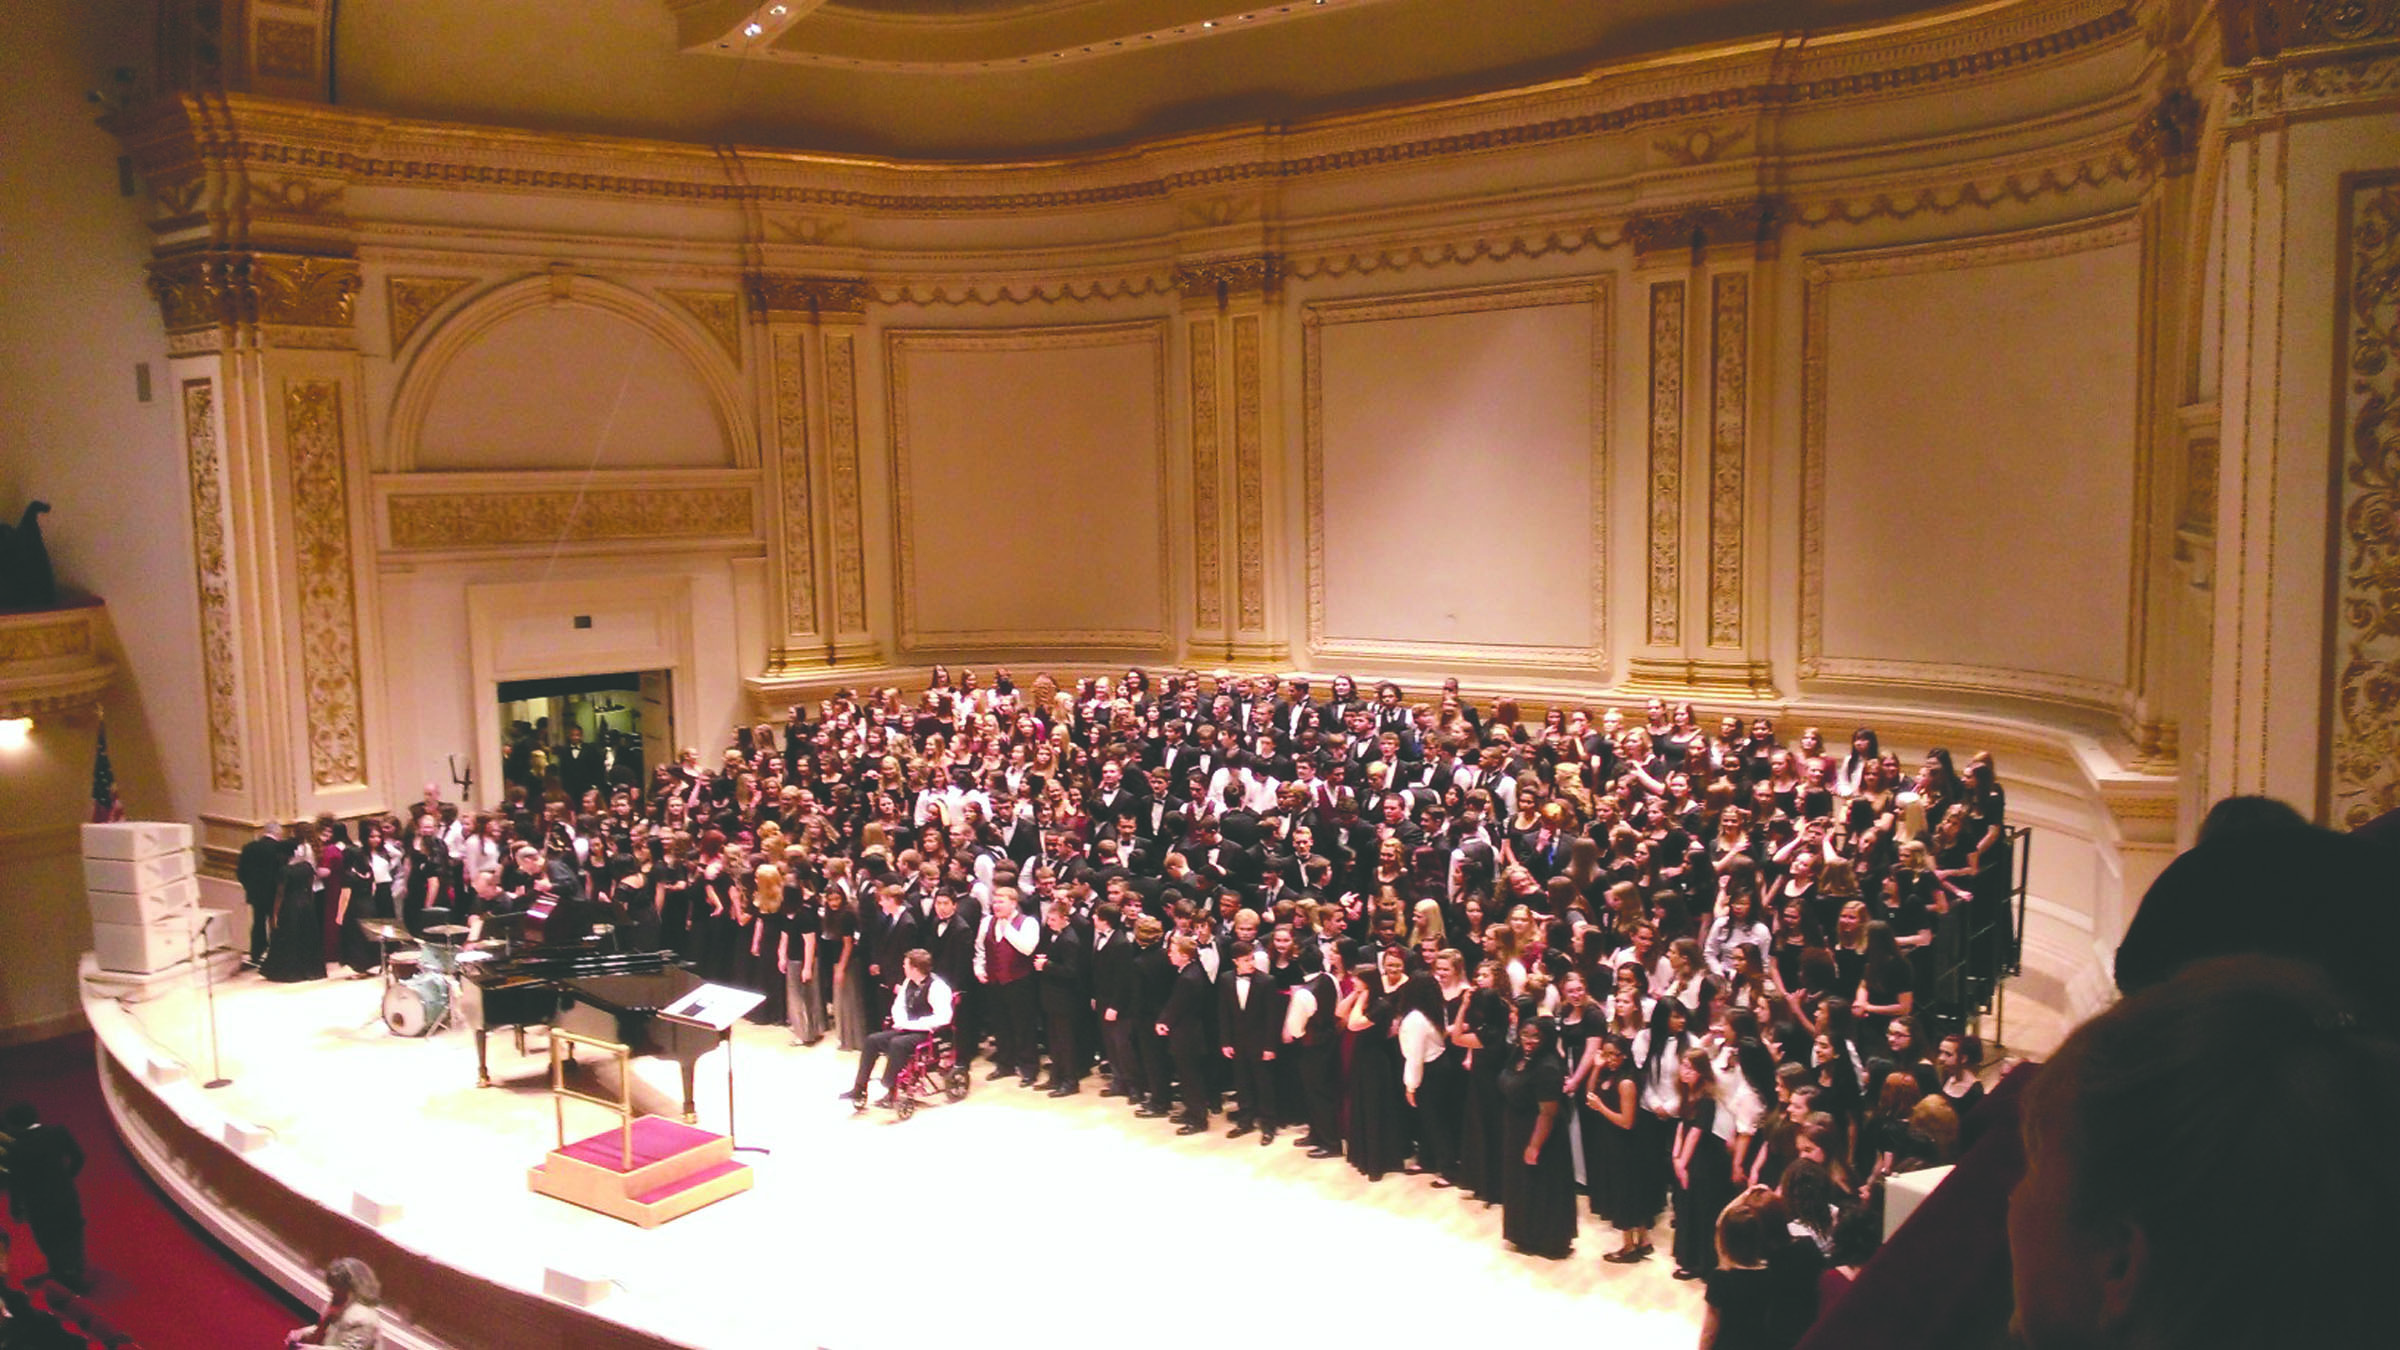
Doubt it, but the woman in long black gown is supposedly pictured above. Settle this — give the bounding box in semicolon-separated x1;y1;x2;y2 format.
1343;946;1412;1182
1498;1015;1576;1259
1454;958;1515;1202
262;845;325;984
1671;1047;1736;1280
1585;1034;1655;1262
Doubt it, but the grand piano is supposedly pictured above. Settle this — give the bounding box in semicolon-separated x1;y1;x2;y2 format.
458;947;725;1122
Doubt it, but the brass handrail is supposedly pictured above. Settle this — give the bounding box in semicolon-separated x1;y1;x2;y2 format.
550;1027;635;1171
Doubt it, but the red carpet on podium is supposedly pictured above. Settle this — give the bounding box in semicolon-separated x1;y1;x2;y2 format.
0;1032;304;1349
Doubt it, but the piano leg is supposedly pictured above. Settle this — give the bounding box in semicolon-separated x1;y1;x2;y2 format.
475;1029;491;1088
680;1061;699;1125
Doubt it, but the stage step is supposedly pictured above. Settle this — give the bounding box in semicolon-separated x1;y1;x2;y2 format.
528;1116;751;1227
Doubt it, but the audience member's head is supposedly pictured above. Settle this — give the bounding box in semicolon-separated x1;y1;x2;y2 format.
2011;956;2400;1350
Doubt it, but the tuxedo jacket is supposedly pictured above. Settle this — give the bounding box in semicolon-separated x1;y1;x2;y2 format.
1159;962;1213;1049
925;914;977;990
1216;971;1287;1055
1036;924;1087;997
1134;943;1177;1022
1091;929;1140;1014
868;908;920;982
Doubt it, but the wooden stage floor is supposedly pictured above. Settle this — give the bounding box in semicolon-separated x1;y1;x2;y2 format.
93;962;1705;1349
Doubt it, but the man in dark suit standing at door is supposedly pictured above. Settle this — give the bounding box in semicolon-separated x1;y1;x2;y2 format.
237;821;289;967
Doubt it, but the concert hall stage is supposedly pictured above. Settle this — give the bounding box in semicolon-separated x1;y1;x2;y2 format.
87;956;1704;1349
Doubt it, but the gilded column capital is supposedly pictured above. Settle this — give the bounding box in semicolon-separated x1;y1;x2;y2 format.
750;273;871;320
1625;197;1782;265
2128;88;2202;179
146;250;361;348
2221;0;2399;64
1174;255;1282;307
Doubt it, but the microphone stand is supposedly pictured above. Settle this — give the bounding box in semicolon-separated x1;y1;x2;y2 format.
196;910;231;1089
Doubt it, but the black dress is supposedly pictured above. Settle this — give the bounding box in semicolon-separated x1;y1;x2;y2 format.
1498;1048;1576;1258
1345;982;1410;1181
1455;988;1513;1200
1672;1098;1735;1276
1703;1237;1823;1350
261;855;325;983
1581;1064;1651;1228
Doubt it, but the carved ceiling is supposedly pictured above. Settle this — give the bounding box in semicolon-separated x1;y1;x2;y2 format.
333;0;1967;157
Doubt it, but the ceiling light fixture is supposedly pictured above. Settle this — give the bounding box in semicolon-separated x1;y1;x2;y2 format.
743;21;764;37
1203;19;1215;27
0;718;30;750
769;3;787;13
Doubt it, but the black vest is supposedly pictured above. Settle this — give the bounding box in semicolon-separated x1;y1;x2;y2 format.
1304;974;1340;1046
904;979;932;1021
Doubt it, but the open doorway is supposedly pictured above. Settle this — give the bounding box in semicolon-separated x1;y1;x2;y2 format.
496;670;673;808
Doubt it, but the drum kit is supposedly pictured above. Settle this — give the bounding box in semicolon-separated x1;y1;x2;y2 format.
369;920;499;1038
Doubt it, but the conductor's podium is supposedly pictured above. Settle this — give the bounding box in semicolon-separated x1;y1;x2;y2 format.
529;1116;751;1228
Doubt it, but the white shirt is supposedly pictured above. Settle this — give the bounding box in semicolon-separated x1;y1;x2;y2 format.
1399;1009;1448;1092
892;976;955;1032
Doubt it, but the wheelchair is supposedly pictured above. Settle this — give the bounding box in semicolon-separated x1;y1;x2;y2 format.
888;1023;972;1120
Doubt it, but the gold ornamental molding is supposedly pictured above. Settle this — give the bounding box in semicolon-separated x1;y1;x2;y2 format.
380;477;760;552
283;380;367;791
0;603;114;722
1706;271;1750;651
146;250;360;338
385;275;473;352
885;321;1173;654
770;332;820;642
1799;210;2145;711
110;1;2138;218
1645;280;1686;648
2226;45;2400;129
1189;318;1225;632
181;378;246;792
1302;278;1610;670
2326;169;2400;829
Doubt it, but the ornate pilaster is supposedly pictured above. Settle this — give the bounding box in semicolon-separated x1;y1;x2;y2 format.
753;273;878;670
2328;172;2400;827
2204;15;2400;818
120;91;384;843
1176;251;1287;663
1625;198;1779;697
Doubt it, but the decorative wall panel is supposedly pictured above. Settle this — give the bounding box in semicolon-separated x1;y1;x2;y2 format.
1232;314;1268;634
2329;171;2400;828
181;379;244;793
1707;272;1749;649
771;332;818;638
1304;280;1609;666
826;332;869;637
1646;281;1686;646
887;323;1171;651
385;276;471;352
384;483;757;551
1189;319;1224;631
1802;214;2143;707
283;380;365;790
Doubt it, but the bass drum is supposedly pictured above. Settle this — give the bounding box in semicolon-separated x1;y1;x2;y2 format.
381;970;452;1037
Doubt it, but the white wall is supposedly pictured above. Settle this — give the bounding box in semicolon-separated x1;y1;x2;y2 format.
0;1;206;1037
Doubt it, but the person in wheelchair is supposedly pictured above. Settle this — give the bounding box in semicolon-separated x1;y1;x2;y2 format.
846;948;954;1112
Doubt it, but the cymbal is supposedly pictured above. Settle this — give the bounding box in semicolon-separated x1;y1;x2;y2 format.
425;924;472;939
359;919;411;942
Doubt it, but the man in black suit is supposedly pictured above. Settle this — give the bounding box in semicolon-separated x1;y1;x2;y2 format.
557;725;605;803
1088;902;1142;1101
866;884;920;1029
925;890;980;1070
1155;934;1214;1134
1130;917;1177;1119
1216;940;1286;1143
236;821;289;967
1033;899;1087;1095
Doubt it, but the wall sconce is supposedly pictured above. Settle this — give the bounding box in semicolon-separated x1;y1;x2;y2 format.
0;717;32;750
